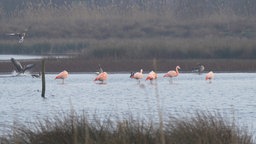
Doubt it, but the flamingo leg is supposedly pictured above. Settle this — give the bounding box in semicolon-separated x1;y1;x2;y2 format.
169;78;173;84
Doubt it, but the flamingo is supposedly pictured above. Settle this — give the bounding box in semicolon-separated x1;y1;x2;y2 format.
146;71;157;83
163;66;181;83
55;70;68;84
205;71;214;83
130;69;143;83
94;72;108;83
192;64;205;75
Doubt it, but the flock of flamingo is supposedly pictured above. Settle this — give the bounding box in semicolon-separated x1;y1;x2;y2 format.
9;58;214;84
54;64;214;84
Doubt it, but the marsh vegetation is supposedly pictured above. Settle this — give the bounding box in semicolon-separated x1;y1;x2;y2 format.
0;111;253;144
0;0;256;60
1;2;255;143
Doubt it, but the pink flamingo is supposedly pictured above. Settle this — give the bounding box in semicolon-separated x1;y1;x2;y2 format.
94;72;108;83
205;71;214;83
163;66;181;83
55;70;68;84
130;69;143;83
146;71;157;83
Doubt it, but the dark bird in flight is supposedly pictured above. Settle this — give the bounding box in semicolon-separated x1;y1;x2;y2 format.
11;58;35;74
6;26;31;43
7;32;26;43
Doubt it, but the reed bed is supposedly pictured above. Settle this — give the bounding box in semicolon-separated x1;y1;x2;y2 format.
1;1;256;59
0;111;253;144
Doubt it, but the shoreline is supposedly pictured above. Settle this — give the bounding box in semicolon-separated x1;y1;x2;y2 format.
1;58;256;73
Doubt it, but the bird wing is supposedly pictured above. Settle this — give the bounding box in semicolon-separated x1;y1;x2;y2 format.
11;58;23;73
7;33;19;36
98;64;103;73
168;70;176;76
24;64;35;72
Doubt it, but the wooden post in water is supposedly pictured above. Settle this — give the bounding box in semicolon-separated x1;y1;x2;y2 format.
41;59;46;98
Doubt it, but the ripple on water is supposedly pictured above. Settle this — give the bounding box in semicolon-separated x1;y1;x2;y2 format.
0;73;256;135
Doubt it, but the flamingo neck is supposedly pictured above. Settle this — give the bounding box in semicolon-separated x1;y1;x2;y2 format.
176;67;179;74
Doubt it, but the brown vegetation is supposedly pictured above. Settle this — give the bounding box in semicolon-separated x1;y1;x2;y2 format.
0;111;253;144
2;58;256;73
1;1;256;72
0;1;256;60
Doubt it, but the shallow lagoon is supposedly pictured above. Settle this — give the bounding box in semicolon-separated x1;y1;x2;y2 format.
0;73;256;135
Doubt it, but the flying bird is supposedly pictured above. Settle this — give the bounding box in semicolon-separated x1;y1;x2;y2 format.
6;26;31;43
11;58;35;75
7;32;26;43
163;66;181;83
205;71;214;83
130;69;143;83
192;64;205;75
55;70;69;84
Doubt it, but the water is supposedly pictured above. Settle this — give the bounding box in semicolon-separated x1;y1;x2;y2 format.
0;73;256;135
0;55;43;60
0;54;69;61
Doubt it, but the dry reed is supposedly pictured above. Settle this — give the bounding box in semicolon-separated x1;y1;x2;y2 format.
0;111;253;144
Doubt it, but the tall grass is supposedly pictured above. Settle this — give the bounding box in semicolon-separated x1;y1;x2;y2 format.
0;111;253;144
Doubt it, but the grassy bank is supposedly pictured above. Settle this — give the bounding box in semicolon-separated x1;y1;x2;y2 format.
1;58;256;73
0;111;253;144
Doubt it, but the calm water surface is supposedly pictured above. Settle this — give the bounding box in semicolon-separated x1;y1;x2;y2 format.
0;55;43;60
0;54;69;61
0;73;256;134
